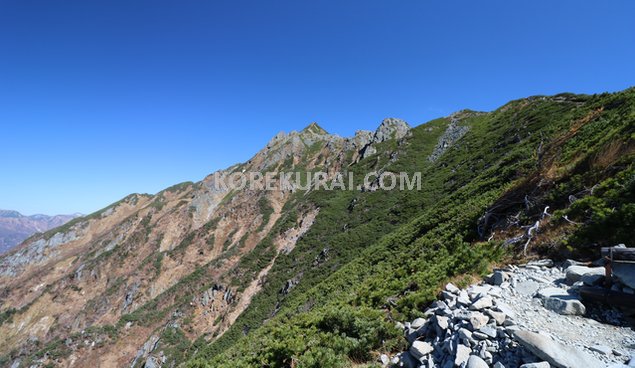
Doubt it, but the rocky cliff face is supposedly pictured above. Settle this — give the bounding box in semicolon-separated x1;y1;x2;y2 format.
0;211;80;255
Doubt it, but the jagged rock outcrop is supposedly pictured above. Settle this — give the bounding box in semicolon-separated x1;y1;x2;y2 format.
357;118;411;160
373;118;411;143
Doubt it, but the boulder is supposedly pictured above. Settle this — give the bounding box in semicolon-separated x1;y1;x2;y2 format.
468;285;492;300
486;309;507;325
473;331;490;340
536;287;586;315
410;341;434;359
446;282;460;294
457;290;471;306
455;345;472;366
479;326;497;338
513;330;604;368
411;317;427;329
565;266;605;284
470;296;493;310
466;355;489;368
434;315;449;331
520;363;550;368
379;354;390;365
458;328;473;341
469;312;490;330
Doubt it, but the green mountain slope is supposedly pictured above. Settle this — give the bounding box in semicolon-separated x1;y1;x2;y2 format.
1;88;632;368
186;89;634;367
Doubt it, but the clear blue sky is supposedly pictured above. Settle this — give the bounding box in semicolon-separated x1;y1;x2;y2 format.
1;0;634;215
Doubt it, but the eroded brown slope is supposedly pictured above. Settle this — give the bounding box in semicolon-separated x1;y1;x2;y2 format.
0;120;410;367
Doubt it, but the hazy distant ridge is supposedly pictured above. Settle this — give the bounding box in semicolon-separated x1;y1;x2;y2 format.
0;210;81;254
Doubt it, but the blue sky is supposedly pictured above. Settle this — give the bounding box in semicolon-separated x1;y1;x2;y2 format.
1;0;634;215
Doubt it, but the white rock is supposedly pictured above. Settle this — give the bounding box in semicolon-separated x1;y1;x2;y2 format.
536;287;586;315
446;282;460;294
469;312;490;330
486;309;507;325
565;265;605;284
458;328;473;340
479;326;497;338
379;354;390;365
435;315;449;330
411;317;427;329
466;355;489;368
457;290;471;306
473;331;489;340
455;345;471;366
410;341;433;359
520;363;550;368
513;330;604;368
471;296;493;310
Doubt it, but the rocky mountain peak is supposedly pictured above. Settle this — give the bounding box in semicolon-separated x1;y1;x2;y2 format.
353;118;412;161
300;122;328;136
373;117;411;143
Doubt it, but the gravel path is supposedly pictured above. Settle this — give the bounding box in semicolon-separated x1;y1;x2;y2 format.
502;263;634;366
388;260;635;368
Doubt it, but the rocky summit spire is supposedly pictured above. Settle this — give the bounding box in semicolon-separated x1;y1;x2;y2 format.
300;122;328;135
373;117;410;143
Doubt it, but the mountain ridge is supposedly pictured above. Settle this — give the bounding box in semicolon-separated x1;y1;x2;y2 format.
0;88;633;368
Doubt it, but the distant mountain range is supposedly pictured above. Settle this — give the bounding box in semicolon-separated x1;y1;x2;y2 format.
0;210;81;254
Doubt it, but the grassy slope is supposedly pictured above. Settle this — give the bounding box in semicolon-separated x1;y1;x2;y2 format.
185;89;635;367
